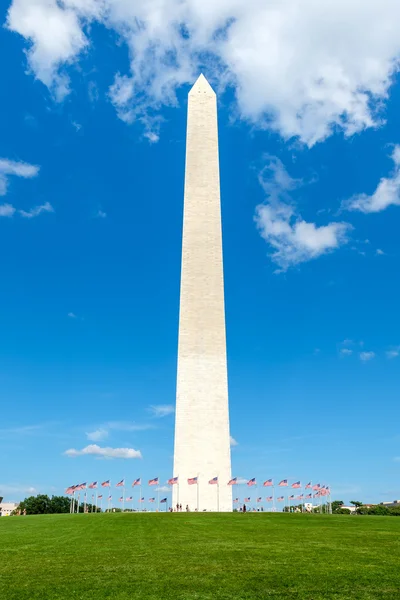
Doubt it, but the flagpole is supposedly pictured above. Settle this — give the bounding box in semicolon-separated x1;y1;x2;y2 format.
272;485;275;513
157;487;160;512
197;473;199;512
77;492;80;513
217;478;220;513
122;479;125;513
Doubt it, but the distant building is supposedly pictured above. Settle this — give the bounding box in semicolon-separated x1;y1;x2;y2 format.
380;500;400;507
0;502;18;516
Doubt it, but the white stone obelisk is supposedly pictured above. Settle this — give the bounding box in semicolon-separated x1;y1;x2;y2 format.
173;74;232;512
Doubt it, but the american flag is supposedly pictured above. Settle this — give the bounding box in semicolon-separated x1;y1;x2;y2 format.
168;477;178;485
257;497;262;502
89;482;97;489
292;481;301;489
188;477;198;485
279;479;288;487
297;495;304;500
149;498;155;503
313;493;320;498
277;496;284;501
209;477;218;485
148;477;159;486
263;479;273;487
65;486;75;495
266;496;273;502
228;477;237;485
306;493;312;499
76;483;86;490
160;498;167;503
116;479;124;487
126;497;133;502
247;478;256;487
233;498;239;503
313;483;321;491
107;495;112;500
98;495;103;499
305;482;312;489
119;497;124;502
289;495;295;500
244;497;250;503
101;480;110;488
139;497;145;502
132;478;141;487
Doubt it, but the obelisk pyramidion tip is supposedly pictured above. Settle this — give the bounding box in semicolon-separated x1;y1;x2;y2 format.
189;73;216;96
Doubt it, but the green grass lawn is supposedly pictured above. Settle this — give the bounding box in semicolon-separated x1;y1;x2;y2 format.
1;512;399;599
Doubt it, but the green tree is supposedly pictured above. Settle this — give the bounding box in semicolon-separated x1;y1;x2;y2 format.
19;495;51;515
49;496;71;514
332;500;344;513
350;500;363;510
335;508;351;515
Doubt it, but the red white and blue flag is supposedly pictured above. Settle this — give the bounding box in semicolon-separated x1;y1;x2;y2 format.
297;495;304;500
228;477;237;485
148;477;159;486
306;493;312;499
263;479;273;487
101;480;110;488
160;498;167;503
116;479;125;487
89;482;97;489
119;497;123;502
139;497;145;502
313;483;321;491
188;477;198;485
257;497;262;502
65;486;75;495
233;498;239;503
149;498;155;503
292;481;301;489
107;495;112;500
209;477;218;485
126;497;133;502
247;478;256;487
266;496;273;502
244;497;250;503
77;483;86;490
132;478;141;487
279;480;288;487
168;477;178;485
289;495;295;500
98;495;103;499
277;496;284;501
305;482;312;489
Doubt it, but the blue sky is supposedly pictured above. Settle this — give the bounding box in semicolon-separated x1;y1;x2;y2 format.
1;0;400;507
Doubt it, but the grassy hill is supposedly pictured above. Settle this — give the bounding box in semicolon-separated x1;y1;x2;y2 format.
1;512;399;599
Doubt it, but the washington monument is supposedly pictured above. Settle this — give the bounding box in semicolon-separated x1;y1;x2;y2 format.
173;75;232;512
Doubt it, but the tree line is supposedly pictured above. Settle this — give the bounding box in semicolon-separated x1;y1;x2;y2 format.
12;495;101;515
332;500;400;516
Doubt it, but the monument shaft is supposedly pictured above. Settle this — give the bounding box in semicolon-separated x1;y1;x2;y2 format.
173;75;232;512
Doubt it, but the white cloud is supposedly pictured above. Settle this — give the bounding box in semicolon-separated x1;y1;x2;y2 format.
7;0;400;144
67;312;77;318
96;209;107;218
0;203;16;217
230;436;238;447
19;202;54;218
255;157;351;270
236;477;248;485
155;485;171;492
149;405;175;418
360;351;376;362
0;158;39;196
376;249;385;256
64;444;142;459
386;348;399;359
86;428;108;442
340;348;353;356
0;483;38;497
346;146;400;213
